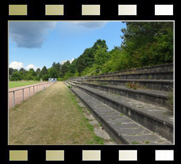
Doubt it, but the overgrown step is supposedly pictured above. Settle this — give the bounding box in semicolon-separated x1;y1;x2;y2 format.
90;71;173;80
81;82;169;108
72;84;173;142
98;63;173;76
86;79;173;91
71;87;172;145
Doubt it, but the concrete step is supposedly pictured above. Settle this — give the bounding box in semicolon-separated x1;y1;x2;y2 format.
72;84;173;142
71;86;172;145
81;82;169;108
98;63;173;76
86;79;173;91
90;71;173;80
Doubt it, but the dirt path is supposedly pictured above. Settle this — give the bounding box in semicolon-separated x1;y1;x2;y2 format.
9;82;105;145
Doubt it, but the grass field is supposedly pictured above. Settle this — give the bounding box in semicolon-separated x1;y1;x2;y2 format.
9;81;40;88
9;82;104;145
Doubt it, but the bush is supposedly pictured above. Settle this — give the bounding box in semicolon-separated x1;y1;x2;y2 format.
67;85;72;89
36;76;41;81
42;74;49;81
57;78;63;81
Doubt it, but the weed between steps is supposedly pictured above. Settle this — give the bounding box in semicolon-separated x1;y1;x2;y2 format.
166;89;173;111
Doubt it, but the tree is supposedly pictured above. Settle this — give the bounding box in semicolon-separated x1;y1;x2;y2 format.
94;45;110;67
36;68;41;75
61;61;70;76
75;40;108;74
69;58;77;74
28;68;36;76
9;68;18;75
10;71;21;81
51;62;61;77
120;22;173;68
48;67;58;78
92;39;108;51
40;66;48;77
19;68;27;80
42;74;49;81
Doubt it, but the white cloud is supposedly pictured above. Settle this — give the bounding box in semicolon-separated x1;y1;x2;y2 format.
70;58;75;63
9;61;23;70
60;58;75;65
25;64;37;71
60;60;67;65
9;21;57;48
9;61;40;71
71;21;107;29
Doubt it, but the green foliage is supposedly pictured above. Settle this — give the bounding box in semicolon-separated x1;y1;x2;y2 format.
61;61;71;77
48;67;58;78
40;66;48;77
36;68;41;76
57;78;63;81
67;85;72;89
9;68;17;75
9;23;173;81
131;141;140;144
42;74;49;81
120;22;173;68
144;140;150;144
10;71;21;81
94;45;110;68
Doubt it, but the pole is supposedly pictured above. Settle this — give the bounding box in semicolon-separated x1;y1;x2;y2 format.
13;91;15;107
29;87;30;98
22;89;24;101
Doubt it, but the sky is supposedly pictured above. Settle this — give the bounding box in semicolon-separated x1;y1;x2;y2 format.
9;21;126;71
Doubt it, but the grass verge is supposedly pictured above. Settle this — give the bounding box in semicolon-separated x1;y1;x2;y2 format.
9;81;40;88
9;81;104;145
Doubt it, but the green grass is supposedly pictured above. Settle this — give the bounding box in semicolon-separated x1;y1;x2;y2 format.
67;88;104;145
144;140;150;144
115;122;122;125
67;85;72;89
166;89;173;110
9;81;40;88
9;82;105;145
131;141;140;144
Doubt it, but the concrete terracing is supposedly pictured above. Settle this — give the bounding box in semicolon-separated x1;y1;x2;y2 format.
65;63;174;145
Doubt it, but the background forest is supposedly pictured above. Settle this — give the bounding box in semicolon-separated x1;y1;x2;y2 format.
9;22;173;81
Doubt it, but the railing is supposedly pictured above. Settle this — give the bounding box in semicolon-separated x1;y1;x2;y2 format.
9;81;56;109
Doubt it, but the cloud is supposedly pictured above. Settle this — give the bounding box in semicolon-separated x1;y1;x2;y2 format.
71;21;107;29
9;61;39;71
9;21;57;48
9;61;23;70
25;64;37;71
60;58;75;65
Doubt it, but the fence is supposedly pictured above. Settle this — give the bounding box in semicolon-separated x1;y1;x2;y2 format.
9;81;56;109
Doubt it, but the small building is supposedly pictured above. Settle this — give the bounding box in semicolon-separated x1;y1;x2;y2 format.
48;78;57;82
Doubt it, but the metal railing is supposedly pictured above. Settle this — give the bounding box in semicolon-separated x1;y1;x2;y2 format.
9;81;56;109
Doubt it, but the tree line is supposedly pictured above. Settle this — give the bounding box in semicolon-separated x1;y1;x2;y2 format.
9;22;173;81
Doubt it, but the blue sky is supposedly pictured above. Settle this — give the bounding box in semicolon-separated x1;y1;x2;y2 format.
9;21;126;70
